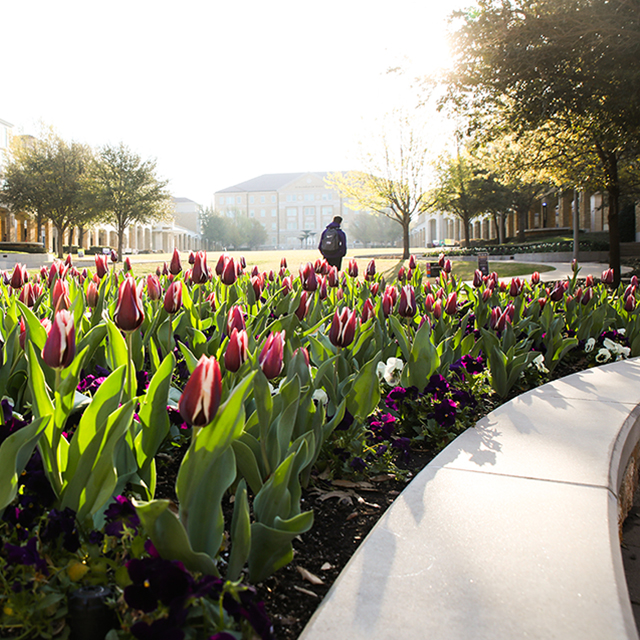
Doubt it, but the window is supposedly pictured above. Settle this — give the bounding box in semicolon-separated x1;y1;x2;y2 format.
226;197;234;205
286;194;295;202
249;209;255;217
304;194;314;202
271;209;276;217
321;206;333;218
304;207;315;216
258;195;264;204
236;196;242;204
271;223;277;230
271;195;276;203
305;220;316;229
298;195;303;201
287;221;297;230
249;195;255;204
219;196;225;205
260;209;266;217
286;207;297;217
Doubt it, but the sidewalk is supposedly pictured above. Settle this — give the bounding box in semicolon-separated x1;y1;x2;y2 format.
521;261;632;282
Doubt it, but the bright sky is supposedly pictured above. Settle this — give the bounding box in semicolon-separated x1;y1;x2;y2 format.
3;0;463;206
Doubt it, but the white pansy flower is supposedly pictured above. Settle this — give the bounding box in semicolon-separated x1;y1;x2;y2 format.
312;388;329;406
585;338;596;353
603;337;631;360
377;357;404;386
618;328;626;335
532;353;549;374
595;348;612;363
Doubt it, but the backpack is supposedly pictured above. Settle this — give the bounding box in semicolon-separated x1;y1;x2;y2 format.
321;227;341;253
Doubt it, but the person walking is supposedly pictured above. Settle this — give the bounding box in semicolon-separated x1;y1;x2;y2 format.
318;215;347;270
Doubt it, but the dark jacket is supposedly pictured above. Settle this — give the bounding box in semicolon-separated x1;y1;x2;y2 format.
318;221;347;258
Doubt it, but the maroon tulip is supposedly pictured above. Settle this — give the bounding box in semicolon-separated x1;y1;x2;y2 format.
146;274;162;301
318;276;328;300
52;279;70;312
221;257;237;285
162;262;169;276
206;292;216;311
549;283;565;302
251;274;264;299
227;305;246;335
472;269;483;288
398;285;416;317
433;299;443;320
163;280;183;314
178;355;223;427
86;281;99;308
382;289;395;317
110;250;118;263
114;277;145;332
295;291;310;321
370;282;379;296
188;250;196;265
362;298;375;323
169;248;182;275
585;274;595;287
482;288;492;303
327;266;339;288
538;297;547;311
224;328;248;372
215;254;227;276
424;293;435;313
581;287;593;305
348;259;359;278
300;263;318;292
19;318;26;351
397;266;406;282
329;307;357;348
192;251;209;284
18;282;40;307
602;268;614;285
10;263;27;289
95;254;109;279
259;331;285;379
293;346;310;366
444;292;458;316
42;310;76;370
123;256;133;273
443;259;452;274
531;271;540;285
409;255;417;270
280;257;288;269
281;276;293;294
625;295;637;312
438;253;446;268
365;260;376;280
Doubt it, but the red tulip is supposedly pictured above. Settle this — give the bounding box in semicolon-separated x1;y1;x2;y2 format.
192;251;209;284
280;257;288;269
362;298;375;323
581;287;593;305
259;331;285;379
114;277;145;332
227;305;246;334
146;274;162;301
281;276;293;294
293;346;310;366
300;263;318;292
409;255;417;270
397;266;406;282
348;259;358;278
549;283;565;302
482;288;492;303
398;285;416;317
123;256;133;273
10;263;27;289
365;260;376;280
509;278;523;297
370;282;379;296
625;295;637;312
178;355;222;427
86;281;99;308
221;257;237;285
169;248;182;275
438;253;446;267
224;328;248;372
206;292;216;311
602;268;614;285
329;307;357;348
215;254;227;276
251;274;264;299
318;276;328;300
473;269;483;288
95;254;109;279
295;291;310;321
382;290;395;317
110;250;118;263
52;279;70;312
585;274;595;287
424;293;435;313
188;250;196;265
18;282;40;307
19;318;26;351
444;292;458;316
163;280;183;314
433;299;442;320
42;310;76;370
327;266;339;288
531;271;540;285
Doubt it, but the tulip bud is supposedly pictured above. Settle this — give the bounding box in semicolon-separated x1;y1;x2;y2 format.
188;250;196;265
163;280;183;314
362;298;375;323
365;260;376;280
602;268;614;285
295;291;310;321
531;271;540;285
178;355;222;427
581;287;593;305
280;257;288;269
348;259;358;278
300;263;318;292
52;279;70;312
473;269;483;288
382;290;395;317
443;259;452;274
329;307;357;348
482;288;492;303
632;275;639;287
549;283;565;302
86;281;99;308
192;251;209;284
327;266;339;288
123;256;133;273
585;274;594;287
509;278;523;297
398;285;416;317
444;292;458;316
281;276;292;294
625;294;637;313
424;293;435;313
221;257;237;285
207;292;216;311
227;305;246;334
110;250;118;263
169;248;182;275
438;253;445;268
259;331;285;379
224;328;248;372
293;346;310;367
397;266;406;282
18;282;39;307
42;310;76;370
10;263;27;289
146;274;162;301
409;255;417;270
538;297;547;311
318;276;328;300
95;254;109;279
114;277;145;332
370;282;379;296
433;299;442;320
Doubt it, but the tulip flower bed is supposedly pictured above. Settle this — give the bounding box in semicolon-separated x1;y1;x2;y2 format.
0;249;638;640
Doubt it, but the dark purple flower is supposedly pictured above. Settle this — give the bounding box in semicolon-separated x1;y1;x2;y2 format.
4;537;48;573
433;398;458;428
223;588;275;640
334;409;354;431
40;507;80;552
131;617;185;640
104;495;140;536
424;374;449;397
391;437;411;459
349;457;367;472
125;557;192;613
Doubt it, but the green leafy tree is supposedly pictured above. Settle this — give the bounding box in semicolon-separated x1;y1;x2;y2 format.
326;112;432;259
348;212;402;247
90;143;173;260
1;129;93;257
443;0;640;283
200;207;232;250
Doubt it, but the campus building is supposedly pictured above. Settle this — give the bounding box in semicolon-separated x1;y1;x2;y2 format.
215;172;359;250
0;117;202;254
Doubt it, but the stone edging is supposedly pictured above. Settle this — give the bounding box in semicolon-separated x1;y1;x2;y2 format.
299;358;640;640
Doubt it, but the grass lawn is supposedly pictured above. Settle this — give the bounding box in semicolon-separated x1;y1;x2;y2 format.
122;248;555;282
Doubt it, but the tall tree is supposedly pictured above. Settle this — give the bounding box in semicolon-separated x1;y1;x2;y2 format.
444;0;640;283
90;143;172;260
326;112;432;259
1;129;93;257
348;212;402;247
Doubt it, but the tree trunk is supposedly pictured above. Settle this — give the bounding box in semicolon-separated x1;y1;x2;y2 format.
463;218;471;248
55;223;66;259
402;219;410;260
517;208;526;243
117;227;124;263
608;186;621;286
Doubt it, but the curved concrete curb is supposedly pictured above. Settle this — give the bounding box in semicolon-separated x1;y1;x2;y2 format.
300;358;640;640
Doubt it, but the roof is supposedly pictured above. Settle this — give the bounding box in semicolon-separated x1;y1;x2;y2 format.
172;197;198;203
216;172;330;194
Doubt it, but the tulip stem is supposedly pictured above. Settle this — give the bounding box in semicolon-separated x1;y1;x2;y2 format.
126;331;136;399
167;315;174;358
